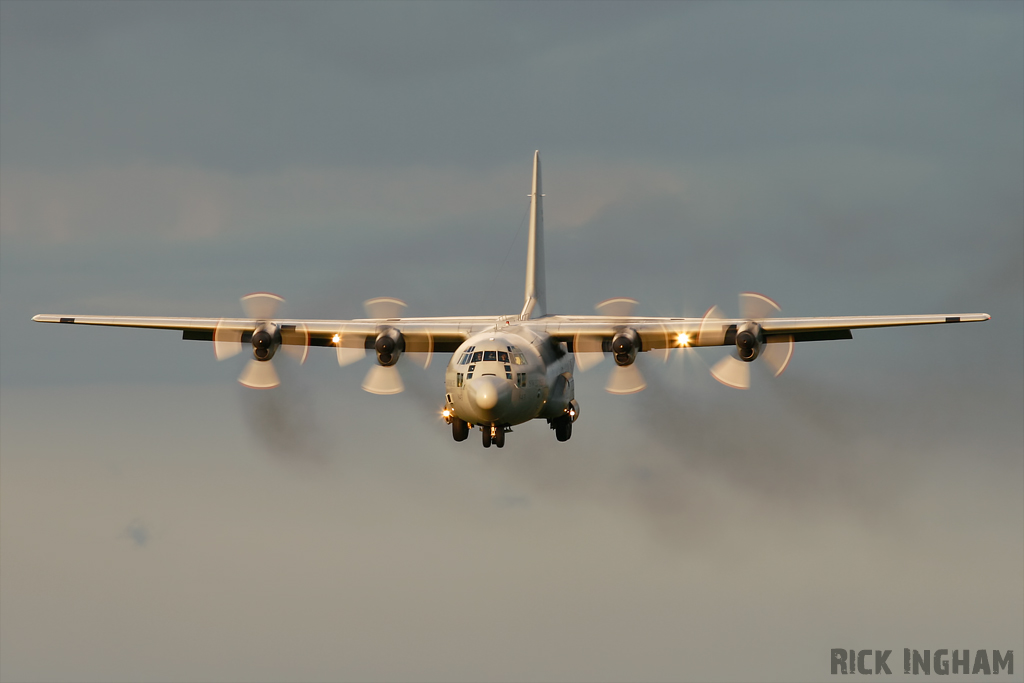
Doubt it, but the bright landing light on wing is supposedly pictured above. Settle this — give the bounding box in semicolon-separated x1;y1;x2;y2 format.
332;334;340;344
677;333;690;347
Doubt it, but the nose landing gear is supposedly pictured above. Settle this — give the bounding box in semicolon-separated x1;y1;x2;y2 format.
481;425;506;448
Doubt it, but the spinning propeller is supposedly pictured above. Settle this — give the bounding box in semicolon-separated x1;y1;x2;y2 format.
702;292;794;390
573;298;670;395
214;293;309;389
334;298;432;395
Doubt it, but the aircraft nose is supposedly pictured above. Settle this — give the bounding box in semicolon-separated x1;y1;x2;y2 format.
467;375;511;414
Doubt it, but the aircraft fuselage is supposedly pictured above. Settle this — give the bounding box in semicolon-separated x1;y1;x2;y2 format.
444;325;578;434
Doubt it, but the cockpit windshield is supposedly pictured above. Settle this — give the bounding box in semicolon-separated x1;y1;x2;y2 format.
458;345;525;366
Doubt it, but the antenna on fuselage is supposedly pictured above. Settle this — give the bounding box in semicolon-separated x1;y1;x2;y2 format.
520;150;546;320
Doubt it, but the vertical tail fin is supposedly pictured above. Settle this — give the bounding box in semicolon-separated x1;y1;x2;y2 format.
521;150;546;319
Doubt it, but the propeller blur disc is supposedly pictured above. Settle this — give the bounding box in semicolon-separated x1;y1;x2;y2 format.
573;332;605;372
595;298;638;317
364;298;407;320
739;292;781;320
362;364;405;395
333;331;367;367
710;355;751;390
213;319;243;360
405;330;434;369
280;323;310;364
761;335;794;377
698;305;728;346
239;359;280;389
606;363;646;395
241;292;284;320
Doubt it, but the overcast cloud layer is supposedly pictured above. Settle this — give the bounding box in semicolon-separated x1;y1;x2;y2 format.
1;2;1022;682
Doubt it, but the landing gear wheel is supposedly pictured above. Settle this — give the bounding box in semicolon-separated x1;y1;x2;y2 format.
452;417;468;442
482;428;492;448
494;428;505;449
555;417;572;442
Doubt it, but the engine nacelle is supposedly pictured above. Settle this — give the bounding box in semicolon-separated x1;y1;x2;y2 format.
611;328;640;366
374;327;405;366
251;323;281;361
735;322;762;362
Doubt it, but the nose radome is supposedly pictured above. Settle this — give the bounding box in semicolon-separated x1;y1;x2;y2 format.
468;375;510;412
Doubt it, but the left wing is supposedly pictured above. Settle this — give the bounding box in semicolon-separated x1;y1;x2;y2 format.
531;312;992;350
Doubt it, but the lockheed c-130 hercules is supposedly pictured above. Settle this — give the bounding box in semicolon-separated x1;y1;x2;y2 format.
34;152;990;448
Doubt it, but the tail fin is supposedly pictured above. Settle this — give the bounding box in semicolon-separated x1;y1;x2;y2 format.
521;150;547;319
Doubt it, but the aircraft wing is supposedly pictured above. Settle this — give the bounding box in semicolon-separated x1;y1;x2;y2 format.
31;310;989;393
32;311;991;352
30;314;490;353
532;312;992;350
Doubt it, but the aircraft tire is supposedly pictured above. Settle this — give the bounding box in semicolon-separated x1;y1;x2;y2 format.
494;428;505;448
555;417;572;442
452;418;469;442
482;428;492;448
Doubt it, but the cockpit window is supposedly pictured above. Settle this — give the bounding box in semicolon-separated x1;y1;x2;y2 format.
497;351;509;363
471;351;483;363
508;346;527;365
457;346;476;365
483;350;497;362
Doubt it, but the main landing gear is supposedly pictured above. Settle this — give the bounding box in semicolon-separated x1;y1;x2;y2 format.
481;425;506;448
552;414;572;442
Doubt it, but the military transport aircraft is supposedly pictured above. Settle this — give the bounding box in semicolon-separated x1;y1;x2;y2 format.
34;152;990;448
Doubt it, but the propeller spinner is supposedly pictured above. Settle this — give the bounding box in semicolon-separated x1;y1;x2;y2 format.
706;292;794;390
334;298;432;395
213;293;308;389
573;298;670;395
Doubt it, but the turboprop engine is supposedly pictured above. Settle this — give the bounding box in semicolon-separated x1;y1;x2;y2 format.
374;327;404;367
573;301;649;395
734;322;762;362
705;293;795;389
250;324;281;361
611;328;640;366
212;293;309;389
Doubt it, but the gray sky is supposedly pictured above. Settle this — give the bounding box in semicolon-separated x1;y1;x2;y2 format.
1;2;1021;682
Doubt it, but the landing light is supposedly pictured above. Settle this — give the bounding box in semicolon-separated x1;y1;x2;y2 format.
677;333;690;347
332;333;340;344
